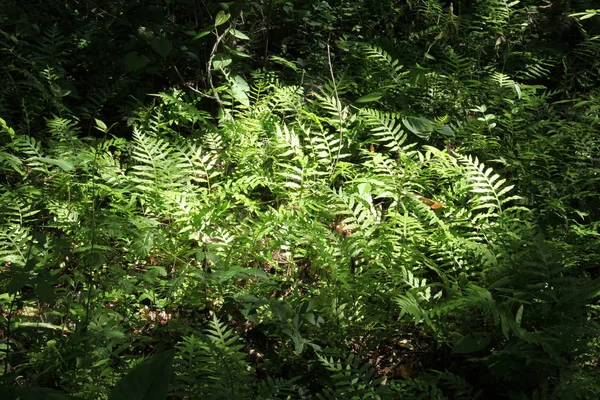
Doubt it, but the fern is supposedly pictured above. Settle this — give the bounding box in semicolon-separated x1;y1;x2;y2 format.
361;44;406;86
457;154;522;223
0;224;32;267
129;128;187;215
316;352;383;399
360;109;408;152
172;314;251;399
174;140;221;190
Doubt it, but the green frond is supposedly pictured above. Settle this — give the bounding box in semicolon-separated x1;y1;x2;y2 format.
458;154;521;222
46;117;80;141
172;314;251;399
361;44;406;85
316;352;383;399
360;109;407;151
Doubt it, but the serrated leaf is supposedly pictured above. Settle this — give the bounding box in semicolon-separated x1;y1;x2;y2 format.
473;203;498;210
35;279;55;304
8;273;29;295
496;185;515;197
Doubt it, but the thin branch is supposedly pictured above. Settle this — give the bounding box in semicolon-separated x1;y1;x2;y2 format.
207;28;228;108
173;65;218;101
327;43;344;173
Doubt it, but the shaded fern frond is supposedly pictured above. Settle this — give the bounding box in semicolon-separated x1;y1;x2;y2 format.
361;44;406;85
172;314;250;400
316;352;383;399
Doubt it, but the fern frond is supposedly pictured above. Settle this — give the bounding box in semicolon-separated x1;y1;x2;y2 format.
0;224;32;266
360;109;407;151
316;352;383;399
458;154;521;222
172;314;250;399
361;44;406;85
46;116;80;142
174;140;220;190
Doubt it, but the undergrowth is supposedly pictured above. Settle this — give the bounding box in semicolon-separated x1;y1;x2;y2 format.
1;1;599;399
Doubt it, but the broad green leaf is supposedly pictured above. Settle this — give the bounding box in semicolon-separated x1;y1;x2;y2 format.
515;304;524;325
232;75;250;91
230;29;250;40
452;333;491;354
237;268;268;279
231;75;250;106
212;54;232;70
150;37;172;58
193;28;212;40
355;92;383;103
402;117;435;140
34;279;56;304
435;125;454;137
32;157;74;171
95;118;108;131
108;350;175;400
228;48;251;58
215;11;230;27
8;274;29;295
123;51;149;72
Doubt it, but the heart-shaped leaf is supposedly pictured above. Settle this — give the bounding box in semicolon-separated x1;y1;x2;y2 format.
212;54;232;70
150;37;172;58
215;11;230;27
123;51;149;72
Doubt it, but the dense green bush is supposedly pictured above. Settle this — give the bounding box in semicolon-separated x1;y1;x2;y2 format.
1;0;599;399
